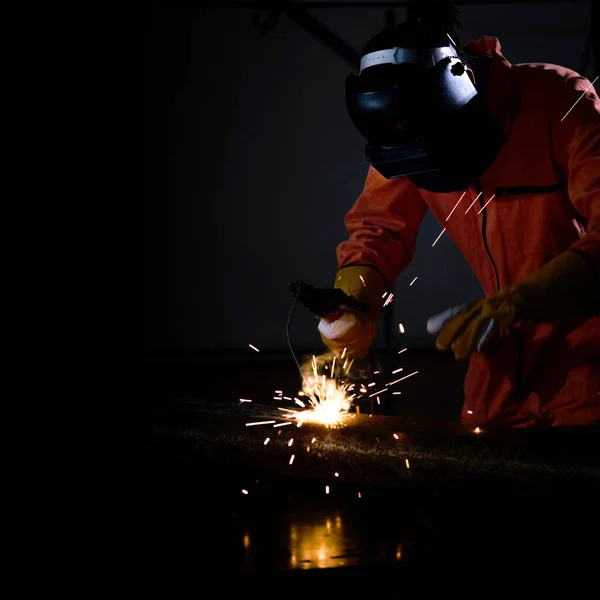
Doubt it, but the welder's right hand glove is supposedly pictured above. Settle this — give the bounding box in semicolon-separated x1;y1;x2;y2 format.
318;265;387;359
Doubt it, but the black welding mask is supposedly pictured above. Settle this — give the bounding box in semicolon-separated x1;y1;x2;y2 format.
346;36;504;192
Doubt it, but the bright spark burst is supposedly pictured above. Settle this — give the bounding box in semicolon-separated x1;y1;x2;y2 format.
249;344;260;352
386;370;419;386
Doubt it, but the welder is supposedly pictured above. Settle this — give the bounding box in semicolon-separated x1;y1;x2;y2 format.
319;4;600;427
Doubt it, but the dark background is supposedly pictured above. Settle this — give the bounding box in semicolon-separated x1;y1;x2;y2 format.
142;0;596;415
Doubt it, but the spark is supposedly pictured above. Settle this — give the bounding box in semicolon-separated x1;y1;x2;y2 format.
398;348;407;354
275;390;282;394
398;323;405;334
239;399;252;403
376;437;380;443
264;438;270;445
298;391;305;396
341;347;347;360
467;410;473;414
359;275;366;287
288;438;294;447
246;420;276;426
382;292;388;299
334;472;339;477
294;398;305;407
273;396;282;400
306;446;310;452
273;422;293;428
331;356;336;377
368;382;376;387
383;293;394;307
374;371;380;374
464;192;483;214
477;194;496;214
249;344;260;352
376;397;380;404
369;388;388;398
474;427;481;434
278;407;298;413
393;392;402;395
325;486;330;494
446;191;467;221
283;396;292;400
289;455;295;464
386;370;419;386
242;489;249;495
358;492;361;499
409;277;418;286
405;458;410;469
311;438;316;443
432;228;446;247
393;433;399;439
392;367;403;374
346;358;354;374
561;76;598;121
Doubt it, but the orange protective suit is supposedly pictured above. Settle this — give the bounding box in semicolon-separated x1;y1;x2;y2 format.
336;37;600;427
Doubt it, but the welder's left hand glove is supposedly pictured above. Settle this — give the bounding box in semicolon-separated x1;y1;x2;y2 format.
427;250;600;361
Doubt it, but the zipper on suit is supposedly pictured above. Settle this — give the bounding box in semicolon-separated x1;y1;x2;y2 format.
475;179;500;293
476;179;525;392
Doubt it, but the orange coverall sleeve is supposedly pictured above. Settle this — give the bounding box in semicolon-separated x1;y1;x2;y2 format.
336;166;428;288
551;73;600;275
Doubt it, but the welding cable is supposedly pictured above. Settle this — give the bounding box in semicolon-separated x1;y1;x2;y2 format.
286;290;304;379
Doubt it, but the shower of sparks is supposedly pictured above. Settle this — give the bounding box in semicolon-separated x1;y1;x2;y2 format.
246;421;276;427
264;438;270;445
477;194;496;214
409;277;418;286
334;472;339;477
294;398;305;407
446;191;467;221
432;228;446;247
359;275;366;287
249;344;260;352
273;422;293;428
383;293;394;307
392;367;403;374
464;192;483;214
325;486;330;494
242;489;249;495
239;399;252;403
393;433;399;439
387;370;419;386
369;388;388;398
398;323;405;334
393;392;402;395
289;454;295;465
405;459;410;469
561;76;598;121
341;347;347;360
398;348;407;354
288;438;294;447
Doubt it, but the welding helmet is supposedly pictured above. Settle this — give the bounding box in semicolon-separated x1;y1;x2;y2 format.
345;17;504;192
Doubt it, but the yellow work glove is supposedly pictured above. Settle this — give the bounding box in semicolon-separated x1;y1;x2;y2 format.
427;250;600;361
318;265;387;359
